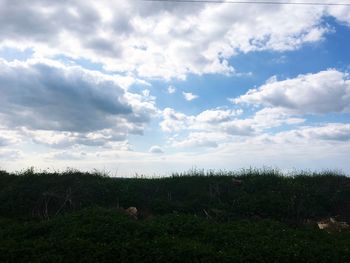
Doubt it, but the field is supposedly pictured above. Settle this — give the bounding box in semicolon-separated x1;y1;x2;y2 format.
0;169;349;262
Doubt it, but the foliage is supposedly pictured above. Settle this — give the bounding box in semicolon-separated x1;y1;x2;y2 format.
0;169;349;262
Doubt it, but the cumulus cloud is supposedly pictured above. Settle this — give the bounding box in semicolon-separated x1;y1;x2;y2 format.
196;109;242;123
0;1;349;172
279;123;350;142
251;107;305;130
160;105;307;149
233;69;350;114
327;5;350;26
0;130;20;147
160;108;193;132
0;1;348;79
22;129;127;148
168;85;176;94
161;107;301;135
0;59;157;147
170;132;227;148
182;92;198;101
196;123;350;172
48;151;87;161
0;139;13;149
0;137;11;147
161;68;348;150
225;123;350;148
149;145;164;154
0;149;22;160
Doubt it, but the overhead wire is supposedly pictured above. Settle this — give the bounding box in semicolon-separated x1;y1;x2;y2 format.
140;0;350;6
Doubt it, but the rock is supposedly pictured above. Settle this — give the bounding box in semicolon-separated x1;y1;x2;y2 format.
317;218;349;233
317;221;329;230
125;207;138;219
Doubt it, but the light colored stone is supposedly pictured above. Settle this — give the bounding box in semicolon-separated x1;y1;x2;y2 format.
125;207;138;217
317;218;349;232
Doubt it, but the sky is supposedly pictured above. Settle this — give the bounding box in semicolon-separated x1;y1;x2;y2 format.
0;0;350;176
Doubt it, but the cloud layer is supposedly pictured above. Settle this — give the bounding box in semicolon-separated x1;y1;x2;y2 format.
0;59;156;148
233;69;350;114
162;69;350;152
1;0;349;79
0;1;350;173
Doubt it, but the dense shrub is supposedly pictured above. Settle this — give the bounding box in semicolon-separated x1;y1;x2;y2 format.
0;170;349;262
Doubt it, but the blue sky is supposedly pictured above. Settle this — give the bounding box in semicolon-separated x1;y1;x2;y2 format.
0;1;350;175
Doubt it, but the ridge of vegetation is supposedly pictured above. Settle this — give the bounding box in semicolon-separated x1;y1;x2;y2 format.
0;169;349;262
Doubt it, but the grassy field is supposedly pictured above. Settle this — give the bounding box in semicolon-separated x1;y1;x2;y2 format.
0;169;349;262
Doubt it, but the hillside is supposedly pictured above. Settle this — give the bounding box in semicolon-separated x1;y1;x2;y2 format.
0;169;349;262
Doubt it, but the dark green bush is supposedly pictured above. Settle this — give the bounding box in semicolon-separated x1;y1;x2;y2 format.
0;169;349;262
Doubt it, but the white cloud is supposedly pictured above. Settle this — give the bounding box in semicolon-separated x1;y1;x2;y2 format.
0;149;22;160
0;130;20;147
0;1;348;79
276;123;350;142
142;89;150;97
160;104;307;151
170;132;227;148
0;1;350;174
2;123;350;174
0;59;157;148
233;69;350;114
161;106;303;135
149;145;164;154
327;5;350;26
22;129;128;149
165;123;350;172
86;123;350;174
160;68;348;151
182;92;198;101
250;107;305;130
196;109;242;123
48;151;88;161
160;108;193;132
168;85;176;94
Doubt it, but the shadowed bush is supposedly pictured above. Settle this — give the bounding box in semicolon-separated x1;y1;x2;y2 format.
0;169;349;262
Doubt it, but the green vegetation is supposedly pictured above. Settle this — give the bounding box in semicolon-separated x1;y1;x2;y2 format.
0;169;349;262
